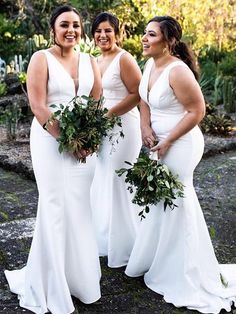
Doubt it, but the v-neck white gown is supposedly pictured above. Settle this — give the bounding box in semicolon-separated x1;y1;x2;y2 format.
91;50;142;267
5;50;101;314
125;59;236;313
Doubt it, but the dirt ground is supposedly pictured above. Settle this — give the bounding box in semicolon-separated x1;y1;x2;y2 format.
0;144;235;313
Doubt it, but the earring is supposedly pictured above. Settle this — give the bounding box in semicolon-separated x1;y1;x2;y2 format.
50;30;55;45
163;47;168;54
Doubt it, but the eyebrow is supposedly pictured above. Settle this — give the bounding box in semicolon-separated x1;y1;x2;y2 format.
145;30;157;34
59;20;80;23
96;27;113;30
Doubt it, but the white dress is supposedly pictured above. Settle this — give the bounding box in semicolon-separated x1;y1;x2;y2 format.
125;59;236;313
5;50;101;314
91;50;142;268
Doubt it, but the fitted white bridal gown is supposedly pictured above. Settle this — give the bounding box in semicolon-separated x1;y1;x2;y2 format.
91;50;142;268
125;59;236;313
5;51;101;314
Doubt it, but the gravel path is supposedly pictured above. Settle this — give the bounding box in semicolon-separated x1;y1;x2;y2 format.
0;149;235;313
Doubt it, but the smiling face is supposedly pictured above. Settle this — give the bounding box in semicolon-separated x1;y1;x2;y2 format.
94;21;117;52
142;21;167;58
53;11;82;48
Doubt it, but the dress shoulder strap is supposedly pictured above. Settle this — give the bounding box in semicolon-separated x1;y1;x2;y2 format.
165;60;188;72
41;49;51;60
40;49;56;68
79;52;93;74
118;49;126;57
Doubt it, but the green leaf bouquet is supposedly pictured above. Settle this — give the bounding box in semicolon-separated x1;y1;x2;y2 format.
116;151;185;220
50;95;123;162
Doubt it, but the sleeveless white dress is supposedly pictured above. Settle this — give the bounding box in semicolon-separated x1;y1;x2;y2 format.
91;50;142;267
5;50;101;314
125;59;236;313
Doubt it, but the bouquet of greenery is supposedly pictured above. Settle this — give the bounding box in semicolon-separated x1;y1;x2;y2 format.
49;95;123;162
116;151;185;220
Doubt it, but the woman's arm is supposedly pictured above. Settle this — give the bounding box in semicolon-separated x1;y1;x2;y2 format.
151;65;205;158
26;51;60;138
106;52;142;117
90;56;102;101
139;99;157;147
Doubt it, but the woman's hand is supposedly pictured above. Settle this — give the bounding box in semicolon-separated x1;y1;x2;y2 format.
141;125;157;148
73;148;93;162
150;138;172;159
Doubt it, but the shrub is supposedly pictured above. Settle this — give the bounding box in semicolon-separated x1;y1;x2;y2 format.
200;113;233;136
0;81;7;96
0;103;22;140
199;46;227;64
223;76;236;113
199;61;218;90
0;14;27;63
23;34;50;70
79;36;101;57
218;51;236;77
122;35;143;60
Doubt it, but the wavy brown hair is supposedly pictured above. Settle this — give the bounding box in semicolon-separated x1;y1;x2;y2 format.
148;16;199;80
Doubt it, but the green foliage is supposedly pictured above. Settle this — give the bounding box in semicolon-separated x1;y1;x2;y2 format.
122;35;143;59
213;75;224;106
0;104;22;140
0;13;27;63
200;113;233;136
137;58;147;72
2;0;66;36
199;61;218;90
17;72;27;84
0;81;7;96
109;0;146;42
1;0;236;79
24;34;50;69
218;52;236;77
205;103;217;115
223;77;236;113
50;95;124;162
132;0;236;51
79;36;101;57
199;46;228;64
116;151;185;220
209;226;216;239
17;71;27;96
199;72;215;98
199;51;236;110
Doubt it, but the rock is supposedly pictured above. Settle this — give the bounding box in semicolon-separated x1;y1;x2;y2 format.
0;94;28;110
4;73;18;86
7;82;22;95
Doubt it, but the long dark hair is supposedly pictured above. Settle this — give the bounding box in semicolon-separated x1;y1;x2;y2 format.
50;5;85;45
148;16;199;80
91;12;120;45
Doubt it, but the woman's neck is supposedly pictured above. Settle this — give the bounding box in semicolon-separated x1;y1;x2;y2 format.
101;45;121;58
51;44;77;58
153;54;178;69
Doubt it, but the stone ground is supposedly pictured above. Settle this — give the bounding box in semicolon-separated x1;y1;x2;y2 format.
0;128;236;313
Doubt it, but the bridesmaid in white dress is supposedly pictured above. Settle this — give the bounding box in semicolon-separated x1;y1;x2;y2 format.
4;5;102;314
125;16;236;313
90;12;142;268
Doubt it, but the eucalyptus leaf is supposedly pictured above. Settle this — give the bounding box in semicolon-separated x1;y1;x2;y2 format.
147;175;154;182
49;96;123;162
116;151;185;220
